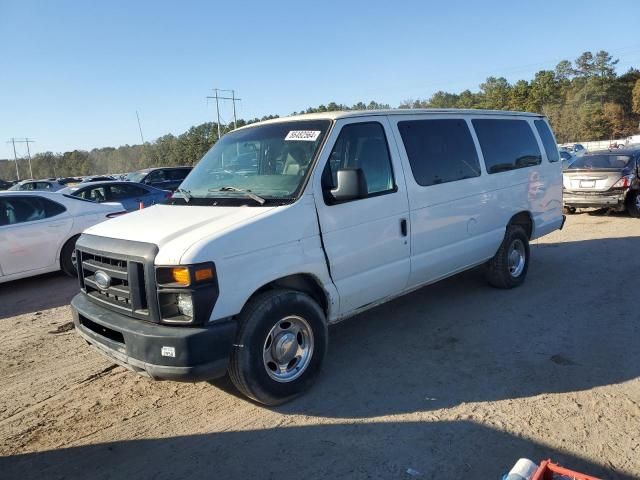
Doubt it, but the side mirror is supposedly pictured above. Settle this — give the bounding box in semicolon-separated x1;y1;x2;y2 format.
330;168;367;202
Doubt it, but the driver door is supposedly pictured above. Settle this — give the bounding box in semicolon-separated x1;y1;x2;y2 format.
313;117;410;316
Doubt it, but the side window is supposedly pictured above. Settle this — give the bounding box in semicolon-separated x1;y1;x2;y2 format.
168;169;189;181
0;197;64;225
322;122;395;199
472;119;542;174
146;170;166;183
398;119;481;186
534;120;560;163
79;187;106;202
109;184;146;199
42;198;66;217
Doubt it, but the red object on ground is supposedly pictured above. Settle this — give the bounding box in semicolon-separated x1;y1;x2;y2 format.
531;459;602;480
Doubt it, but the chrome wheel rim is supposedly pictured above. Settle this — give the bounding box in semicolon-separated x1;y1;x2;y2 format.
508;239;526;277
635;195;640;209
263;315;314;383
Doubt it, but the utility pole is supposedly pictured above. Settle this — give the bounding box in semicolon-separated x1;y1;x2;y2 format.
206;88;241;139
9;138;35;178
136;111;145;144
231;89;238;129
24;138;33;179
8;138;20;180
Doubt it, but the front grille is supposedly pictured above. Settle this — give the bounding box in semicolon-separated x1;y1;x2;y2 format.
78;250;149;317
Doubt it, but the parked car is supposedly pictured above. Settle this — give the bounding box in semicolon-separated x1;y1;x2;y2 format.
0;179;13;190
80;175;115;183
71;109;564;405
125;166;192;191
0;191;126;283
563;149;640;216
8;179;66;192
559;150;575;169
559;143;586;157
59;181;172;211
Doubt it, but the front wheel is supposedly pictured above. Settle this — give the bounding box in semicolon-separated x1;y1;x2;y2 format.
228;289;328;405
626;191;640;218
485;225;530;289
60;235;80;277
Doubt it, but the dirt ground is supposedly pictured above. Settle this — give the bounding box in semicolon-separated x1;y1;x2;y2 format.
0;212;639;480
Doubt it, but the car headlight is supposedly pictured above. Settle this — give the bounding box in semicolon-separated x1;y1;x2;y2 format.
155;263;218;325
177;293;194;318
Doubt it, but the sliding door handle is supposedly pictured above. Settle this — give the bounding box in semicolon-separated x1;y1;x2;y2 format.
400;218;408;237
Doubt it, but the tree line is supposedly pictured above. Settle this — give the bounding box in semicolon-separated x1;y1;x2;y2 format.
1;50;639;181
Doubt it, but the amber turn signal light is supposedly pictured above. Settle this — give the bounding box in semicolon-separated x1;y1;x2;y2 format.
169;267;191;286
194;266;214;282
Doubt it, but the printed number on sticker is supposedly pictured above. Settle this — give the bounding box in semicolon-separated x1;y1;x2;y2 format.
161;346;176;358
285;130;321;141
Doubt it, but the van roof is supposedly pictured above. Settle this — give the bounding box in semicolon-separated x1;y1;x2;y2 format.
237;108;544;130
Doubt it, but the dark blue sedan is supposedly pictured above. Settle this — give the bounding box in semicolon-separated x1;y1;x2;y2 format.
58;181;171;211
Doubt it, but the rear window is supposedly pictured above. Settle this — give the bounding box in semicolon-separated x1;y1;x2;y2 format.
472;119;542;174
398;119;481;186
569;155;631;170
534;120;560;162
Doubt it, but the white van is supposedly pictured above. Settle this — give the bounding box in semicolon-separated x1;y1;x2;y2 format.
71;109;564;404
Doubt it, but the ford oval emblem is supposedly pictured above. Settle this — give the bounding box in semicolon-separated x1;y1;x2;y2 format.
94;270;112;290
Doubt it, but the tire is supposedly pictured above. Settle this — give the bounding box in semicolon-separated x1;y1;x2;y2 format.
228;289;328;406
626;191;640;218
563;206;576;214
60;235;80;277
485;225;530;289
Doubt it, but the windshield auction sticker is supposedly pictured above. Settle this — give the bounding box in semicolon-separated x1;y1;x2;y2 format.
285;130;321;141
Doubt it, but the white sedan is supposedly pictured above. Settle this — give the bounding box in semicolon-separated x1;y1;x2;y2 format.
0;191;126;283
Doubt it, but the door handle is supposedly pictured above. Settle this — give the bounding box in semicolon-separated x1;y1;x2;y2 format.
400;218;408;237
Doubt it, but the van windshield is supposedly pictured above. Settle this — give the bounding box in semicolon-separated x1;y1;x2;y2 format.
176;120;331;203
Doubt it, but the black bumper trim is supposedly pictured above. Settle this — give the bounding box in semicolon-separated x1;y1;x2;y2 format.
72;293;237;382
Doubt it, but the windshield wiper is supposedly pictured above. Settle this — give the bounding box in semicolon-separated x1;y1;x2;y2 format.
175;188;193;203
209;186;266;205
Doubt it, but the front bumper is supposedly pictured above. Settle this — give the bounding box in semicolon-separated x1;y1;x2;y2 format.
72;293;237;382
563;190;627;209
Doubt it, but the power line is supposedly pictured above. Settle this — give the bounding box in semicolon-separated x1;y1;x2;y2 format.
6;138;35;180
206;88;241;138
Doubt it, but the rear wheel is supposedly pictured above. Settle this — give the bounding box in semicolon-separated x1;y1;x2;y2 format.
564;206;576;214
60;235;80;277
228;289;328;405
626;191;640;218
485;225;530;289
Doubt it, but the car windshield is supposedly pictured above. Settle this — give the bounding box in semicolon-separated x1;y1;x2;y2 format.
176;120;331;202
126;171;148;182
568;154;631;170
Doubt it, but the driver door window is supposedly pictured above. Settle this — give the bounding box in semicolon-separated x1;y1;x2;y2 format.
145;170;165;184
322;122;395;202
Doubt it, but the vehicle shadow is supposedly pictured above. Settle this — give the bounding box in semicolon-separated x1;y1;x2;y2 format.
257;236;640;419
0;272;78;320
0;420;633;480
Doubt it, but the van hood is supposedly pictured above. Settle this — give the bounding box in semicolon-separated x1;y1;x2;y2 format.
84;204;275;248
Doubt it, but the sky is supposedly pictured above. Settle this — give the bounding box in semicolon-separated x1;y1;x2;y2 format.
1;0;640;159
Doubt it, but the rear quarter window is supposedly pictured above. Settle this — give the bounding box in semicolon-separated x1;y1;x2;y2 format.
472;119;542;174
534;120;560;163
398;119;481;186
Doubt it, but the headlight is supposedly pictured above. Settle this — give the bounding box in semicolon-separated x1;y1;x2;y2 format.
177;293;194;318
156;262;218;325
